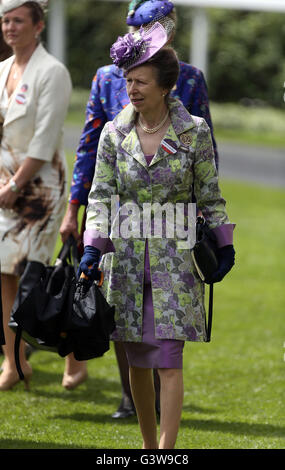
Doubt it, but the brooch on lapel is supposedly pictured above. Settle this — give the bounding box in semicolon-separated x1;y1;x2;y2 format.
15;93;26;105
161;139;178;154
15;84;28;105
180;133;192;146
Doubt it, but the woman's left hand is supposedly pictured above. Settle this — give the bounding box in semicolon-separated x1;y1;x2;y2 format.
205;245;235;284
77;245;101;282
0;182;19;210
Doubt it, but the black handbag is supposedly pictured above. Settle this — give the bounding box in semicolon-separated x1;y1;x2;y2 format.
191;216;218;342
62;279;116;361
10;236;79;353
10;236;115;380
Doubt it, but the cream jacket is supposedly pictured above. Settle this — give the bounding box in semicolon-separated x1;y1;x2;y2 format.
0;43;72;164
0;44;72;275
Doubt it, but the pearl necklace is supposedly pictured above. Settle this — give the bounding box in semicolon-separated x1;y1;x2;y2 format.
138;110;169;134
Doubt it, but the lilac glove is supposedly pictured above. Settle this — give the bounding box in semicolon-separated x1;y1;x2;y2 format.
77;245;101;282
205;245;235;284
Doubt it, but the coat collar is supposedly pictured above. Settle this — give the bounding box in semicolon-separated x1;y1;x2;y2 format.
111;65;125;79
116;97;196;168
106;65;129;114
1;43;48;127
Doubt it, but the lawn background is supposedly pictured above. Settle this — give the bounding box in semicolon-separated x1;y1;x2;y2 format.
0;95;284;449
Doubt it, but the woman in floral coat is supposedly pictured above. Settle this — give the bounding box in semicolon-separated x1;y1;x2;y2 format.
60;0;219;416
79;23;235;449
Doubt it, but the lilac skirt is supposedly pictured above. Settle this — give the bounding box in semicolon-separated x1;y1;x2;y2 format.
123;283;184;369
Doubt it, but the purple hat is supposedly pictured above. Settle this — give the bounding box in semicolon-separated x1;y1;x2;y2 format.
110;21;168;72
126;0;174;26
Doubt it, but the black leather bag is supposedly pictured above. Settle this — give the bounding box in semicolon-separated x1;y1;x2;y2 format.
62;280;116;361
10;236;79;353
10;237;115;379
191;216;218;342
191;216;218;283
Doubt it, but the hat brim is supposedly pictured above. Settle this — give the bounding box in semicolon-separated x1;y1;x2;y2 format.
125;22;168;71
0;0;45;16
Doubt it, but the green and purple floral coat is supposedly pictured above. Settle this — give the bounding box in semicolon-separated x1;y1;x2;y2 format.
84;98;234;343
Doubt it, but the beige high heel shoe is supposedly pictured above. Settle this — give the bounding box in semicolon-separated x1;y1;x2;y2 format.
62;369;88;390
0;365;32;391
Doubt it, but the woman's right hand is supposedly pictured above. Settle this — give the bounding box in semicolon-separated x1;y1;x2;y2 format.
60;203;80;243
0;181;19;210
77;245;101;282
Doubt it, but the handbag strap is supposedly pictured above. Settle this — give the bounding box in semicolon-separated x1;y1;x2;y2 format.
58;235;79;262
14;326;24;380
56;235;79;275
205;283;213;342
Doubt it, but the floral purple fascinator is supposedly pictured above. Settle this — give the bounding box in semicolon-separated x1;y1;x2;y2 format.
110;21;168;72
110;30;146;68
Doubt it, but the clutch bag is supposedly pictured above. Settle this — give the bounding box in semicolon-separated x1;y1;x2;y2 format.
191;216;218;342
191;216;218;282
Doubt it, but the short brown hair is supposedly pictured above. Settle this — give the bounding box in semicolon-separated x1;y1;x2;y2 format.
147;46;179;94
24;1;45;24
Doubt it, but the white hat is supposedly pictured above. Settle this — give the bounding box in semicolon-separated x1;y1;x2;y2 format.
0;0;48;16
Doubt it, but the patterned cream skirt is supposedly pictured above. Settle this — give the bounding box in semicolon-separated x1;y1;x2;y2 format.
0;185;66;276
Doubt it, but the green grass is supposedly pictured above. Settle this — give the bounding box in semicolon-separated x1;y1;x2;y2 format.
211;103;285;149
214;128;285;149
65;88;90;127
0;178;284;449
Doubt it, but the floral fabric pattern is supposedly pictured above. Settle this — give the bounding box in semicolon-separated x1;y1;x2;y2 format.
85;98;231;343
69;62;218;206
